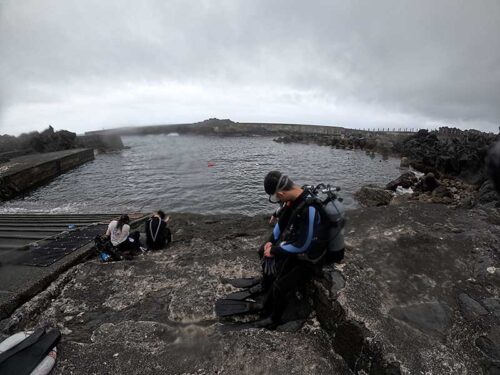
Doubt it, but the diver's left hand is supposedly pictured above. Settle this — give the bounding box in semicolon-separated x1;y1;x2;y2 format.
264;242;273;258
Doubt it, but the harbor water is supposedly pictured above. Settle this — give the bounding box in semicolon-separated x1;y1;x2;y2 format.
0;135;402;215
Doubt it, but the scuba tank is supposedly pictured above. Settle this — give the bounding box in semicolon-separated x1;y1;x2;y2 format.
315;184;345;255
297;184;346;264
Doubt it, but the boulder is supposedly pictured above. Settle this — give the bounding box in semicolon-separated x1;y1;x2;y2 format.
422;172;440;192
390;301;452;335
385;171;417;191
458;293;488;320
432;185;453;199
355;186;393;207
482;298;500;318
476;326;500;362
390;193;414;205
430;185;454;204
478;180;499;204
410;160;442;178
486;140;500;194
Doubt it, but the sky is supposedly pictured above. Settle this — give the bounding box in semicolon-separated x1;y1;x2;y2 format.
1;0;499;135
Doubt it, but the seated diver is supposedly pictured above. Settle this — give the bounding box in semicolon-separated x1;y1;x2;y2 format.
216;171;345;328
145;210;172;250
105;214;142;259
258;171;330;328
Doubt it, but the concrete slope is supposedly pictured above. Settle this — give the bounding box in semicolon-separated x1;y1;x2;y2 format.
0;213;147;321
0;214;120;251
0;214;350;375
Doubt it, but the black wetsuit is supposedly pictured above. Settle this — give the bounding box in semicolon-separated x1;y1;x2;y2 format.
263;190;326;322
145;217;172;250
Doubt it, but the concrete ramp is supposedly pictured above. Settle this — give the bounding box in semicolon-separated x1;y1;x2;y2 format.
0;213;148;320
0;213;119;251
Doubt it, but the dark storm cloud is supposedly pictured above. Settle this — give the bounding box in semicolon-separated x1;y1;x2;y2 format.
0;0;499;134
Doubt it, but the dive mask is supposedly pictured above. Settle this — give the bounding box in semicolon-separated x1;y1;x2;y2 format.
268;174;289;203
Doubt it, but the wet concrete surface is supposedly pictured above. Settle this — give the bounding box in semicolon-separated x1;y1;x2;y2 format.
0;204;498;374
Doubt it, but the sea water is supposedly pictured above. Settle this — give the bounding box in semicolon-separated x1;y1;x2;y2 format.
0;135;401;215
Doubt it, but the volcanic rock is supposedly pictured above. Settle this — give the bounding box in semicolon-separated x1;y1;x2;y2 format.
478;180;500;205
396;128;498;185
316;202;500;374
482;298;500;318
458;293;488;320
400;156;410;168
385;171;417;191
420;172;440;192
486;140;500;194
355;186;393;207
431;185;453;199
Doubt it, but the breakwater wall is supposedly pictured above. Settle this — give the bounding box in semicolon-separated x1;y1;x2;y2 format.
85;119;422;138
0;149;94;200
215;122;345;135
85;120;346;136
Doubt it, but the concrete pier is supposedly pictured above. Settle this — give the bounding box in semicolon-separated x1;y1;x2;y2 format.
0;148;95;200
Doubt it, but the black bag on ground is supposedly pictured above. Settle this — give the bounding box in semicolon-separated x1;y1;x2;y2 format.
94;235;121;262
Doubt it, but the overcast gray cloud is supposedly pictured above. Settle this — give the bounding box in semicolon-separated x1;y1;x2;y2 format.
1;0;499;135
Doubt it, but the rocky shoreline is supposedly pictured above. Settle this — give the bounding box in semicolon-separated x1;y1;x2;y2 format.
0;203;498;374
277;128;500;208
276;128;498;175
355;167;499;211
0;126;124;164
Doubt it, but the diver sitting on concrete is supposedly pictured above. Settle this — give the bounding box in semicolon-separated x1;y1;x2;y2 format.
106;214;141;258
145;210;172;250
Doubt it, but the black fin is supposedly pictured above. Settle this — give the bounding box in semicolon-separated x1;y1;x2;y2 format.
224;290;253;301
224;284;264;301
0;329;45;365
216;317;278;333
221;277;261;289
215;299;264;317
